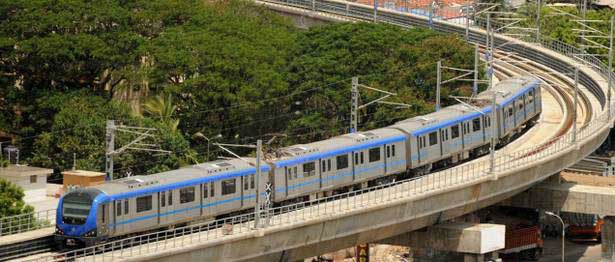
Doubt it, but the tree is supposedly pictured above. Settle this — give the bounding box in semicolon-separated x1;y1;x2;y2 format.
0;178;34;218
284;23;478;143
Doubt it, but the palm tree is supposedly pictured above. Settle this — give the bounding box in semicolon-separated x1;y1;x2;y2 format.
143;94;180;132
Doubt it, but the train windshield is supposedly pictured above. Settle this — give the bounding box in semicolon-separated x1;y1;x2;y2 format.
62;190;98;225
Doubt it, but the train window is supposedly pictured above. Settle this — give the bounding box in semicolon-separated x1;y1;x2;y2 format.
161;191;166;207
472;118;481;132
327;159;331;171
451;125;460;138
222;179;236;195
124;200;129;214
303;162;316;177
251;174;255;189
484;116;490;127
418;137;423;149
360;152;365;164
169;190;173;205
116;201;122;216
387;146;390;158
285;167;290;181
102;205;105;223
203;184;208;198
337;154;349;169
136;195;153;213
354;153;359;165
392;144;396;156
210;182;214;197
322;160;326;172
244;176;249;190
529;90;534;103
508;107;513;117
180;187;195;204
369;147;380;162
518;100;524;110
293;167;298;179
429;132;437;146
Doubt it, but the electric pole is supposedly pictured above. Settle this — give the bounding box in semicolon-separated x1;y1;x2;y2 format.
436;60;442;111
351;77;359;133
105;120;115;180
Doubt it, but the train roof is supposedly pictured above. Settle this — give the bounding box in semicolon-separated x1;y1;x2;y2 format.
270;128;406;168
91;158;269;199
392;75;540;136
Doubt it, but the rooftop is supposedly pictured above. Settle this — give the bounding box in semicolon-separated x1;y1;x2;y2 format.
0;165;53;178
62;169;105;177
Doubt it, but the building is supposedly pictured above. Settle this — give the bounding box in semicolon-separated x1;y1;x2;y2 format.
0;165;53;203
62;170;106;192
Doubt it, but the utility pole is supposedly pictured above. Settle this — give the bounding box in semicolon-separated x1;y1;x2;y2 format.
536;0;541;43
255;139;262;228
214;140;266;228
105;120;169;181
573;66;579;143
580;0;587;55
428;0;434;28
474;44;479;96
351;77;359;133
436;60;442;111
490;92;498;176
374;0;378;22
105;120;115;180
465;1;470;41
609;16;614;121
349;77;410;133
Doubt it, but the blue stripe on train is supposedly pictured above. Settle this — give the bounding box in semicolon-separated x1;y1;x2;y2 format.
110;160;407;227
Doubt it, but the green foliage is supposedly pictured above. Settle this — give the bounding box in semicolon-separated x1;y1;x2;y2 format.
285;23;478;143
28;91;193;176
515;5;614;65
1;0;478;174
0;178;34;218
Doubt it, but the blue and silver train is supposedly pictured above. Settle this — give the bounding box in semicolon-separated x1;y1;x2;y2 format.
55;75;541;247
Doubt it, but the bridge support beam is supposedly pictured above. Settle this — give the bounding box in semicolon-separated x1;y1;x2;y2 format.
602;216;615;261
378;223;504;261
505;177;615;261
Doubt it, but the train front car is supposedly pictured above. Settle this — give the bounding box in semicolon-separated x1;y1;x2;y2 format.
55;188;109;248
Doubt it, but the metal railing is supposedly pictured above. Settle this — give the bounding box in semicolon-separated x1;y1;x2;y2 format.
0;209;56;237
23;0;615;260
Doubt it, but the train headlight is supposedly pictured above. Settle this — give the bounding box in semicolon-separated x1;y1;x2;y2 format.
55;226;64;235
84;229;97;237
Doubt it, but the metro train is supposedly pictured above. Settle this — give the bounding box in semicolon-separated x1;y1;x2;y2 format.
55;75;541;247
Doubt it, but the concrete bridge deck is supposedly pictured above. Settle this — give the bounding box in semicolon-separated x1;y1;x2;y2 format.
19;1;615;261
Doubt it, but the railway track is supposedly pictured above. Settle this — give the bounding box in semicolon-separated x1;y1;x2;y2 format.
16;40;590;262
0;236;54;262
12;2;604;261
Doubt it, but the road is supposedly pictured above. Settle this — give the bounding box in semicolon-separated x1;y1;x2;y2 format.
533;236;602;262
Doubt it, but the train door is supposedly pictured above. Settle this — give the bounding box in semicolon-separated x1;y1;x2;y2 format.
322;158;336;189
515;97;526;124
526;89;535;116
241;174;256;209
159;191;171;225
440;128;450;157
98;203;109;237
449;124;462;157
504;104;515;134
202;182;214;217
112;200;121;235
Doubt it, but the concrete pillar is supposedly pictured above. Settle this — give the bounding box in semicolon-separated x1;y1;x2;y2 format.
603;216;615;261
464;253;484;262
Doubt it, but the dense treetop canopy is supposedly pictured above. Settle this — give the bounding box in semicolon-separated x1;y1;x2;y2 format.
0;0;478;181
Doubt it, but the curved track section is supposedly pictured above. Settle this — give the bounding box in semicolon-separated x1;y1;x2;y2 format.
18;1;615;261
